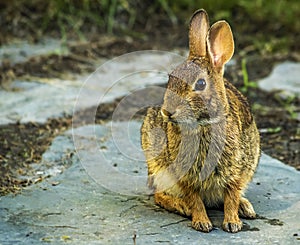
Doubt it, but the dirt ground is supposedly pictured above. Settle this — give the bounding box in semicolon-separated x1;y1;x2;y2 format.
0;11;299;195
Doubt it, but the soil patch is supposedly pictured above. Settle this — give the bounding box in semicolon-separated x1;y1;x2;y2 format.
0;118;71;195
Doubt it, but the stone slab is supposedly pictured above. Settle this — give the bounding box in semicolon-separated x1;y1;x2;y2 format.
0;38;66;64
0;51;184;125
258;61;300;98
0;121;299;244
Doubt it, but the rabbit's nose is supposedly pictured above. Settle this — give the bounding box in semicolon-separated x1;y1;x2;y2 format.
161;108;173;118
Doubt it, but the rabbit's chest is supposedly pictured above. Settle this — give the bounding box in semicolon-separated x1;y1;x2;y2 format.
179;168;227;206
199;170;227;200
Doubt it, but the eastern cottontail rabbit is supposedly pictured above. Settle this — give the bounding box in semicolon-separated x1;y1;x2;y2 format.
141;9;260;233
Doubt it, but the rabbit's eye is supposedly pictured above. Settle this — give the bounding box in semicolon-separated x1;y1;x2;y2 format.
194;78;206;91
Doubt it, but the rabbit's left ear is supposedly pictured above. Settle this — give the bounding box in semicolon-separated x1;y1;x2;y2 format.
188;9;209;59
207;21;234;72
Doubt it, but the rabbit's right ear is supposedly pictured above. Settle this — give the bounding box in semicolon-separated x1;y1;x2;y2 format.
207;21;234;72
188;9;209;59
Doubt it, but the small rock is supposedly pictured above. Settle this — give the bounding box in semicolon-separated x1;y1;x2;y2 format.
51;181;60;186
258;62;300;98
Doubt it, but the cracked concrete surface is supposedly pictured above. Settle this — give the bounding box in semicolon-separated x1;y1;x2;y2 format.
0;121;299;245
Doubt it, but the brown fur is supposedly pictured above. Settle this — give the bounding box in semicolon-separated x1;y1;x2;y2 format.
141;9;260;233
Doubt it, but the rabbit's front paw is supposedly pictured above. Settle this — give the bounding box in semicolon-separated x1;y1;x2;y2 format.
222;219;243;233
192;219;213;233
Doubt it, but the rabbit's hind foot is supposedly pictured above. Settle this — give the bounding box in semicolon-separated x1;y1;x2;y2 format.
154;192;192;217
239;197;256;219
154;192;214;233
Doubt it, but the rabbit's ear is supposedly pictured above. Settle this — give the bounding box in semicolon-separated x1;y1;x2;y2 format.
188;9;209;59
207;21;234;71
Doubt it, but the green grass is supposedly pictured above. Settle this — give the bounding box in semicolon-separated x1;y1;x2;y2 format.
275;94;298;119
240;58;258;93
2;0;299;53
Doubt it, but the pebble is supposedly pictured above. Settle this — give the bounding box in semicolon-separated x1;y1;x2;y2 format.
258;61;300;98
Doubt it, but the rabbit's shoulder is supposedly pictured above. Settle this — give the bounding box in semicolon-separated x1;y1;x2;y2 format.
224;79;253;127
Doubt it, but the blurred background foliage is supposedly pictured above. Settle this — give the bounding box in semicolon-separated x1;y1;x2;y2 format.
0;0;299;54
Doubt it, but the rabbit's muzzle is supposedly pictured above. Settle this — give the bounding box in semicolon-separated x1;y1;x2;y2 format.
160;105;201;124
161;92;211;124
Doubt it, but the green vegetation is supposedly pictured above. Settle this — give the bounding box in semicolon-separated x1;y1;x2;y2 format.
0;0;299;53
240;58;258;93
275;94;298;119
